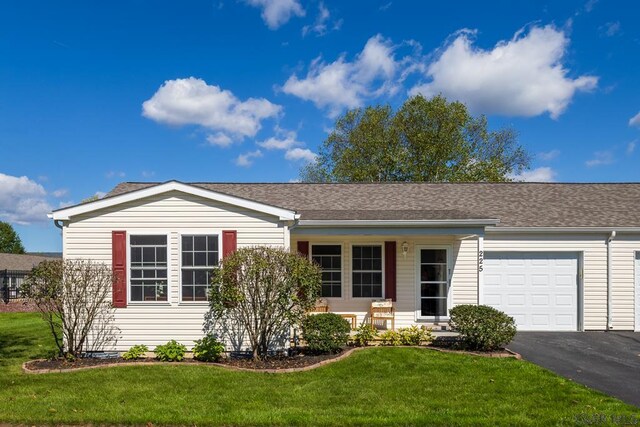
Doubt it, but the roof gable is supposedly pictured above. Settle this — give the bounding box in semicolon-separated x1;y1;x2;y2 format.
49;181;298;221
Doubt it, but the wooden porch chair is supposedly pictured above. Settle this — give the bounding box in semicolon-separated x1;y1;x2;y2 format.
308;298;329;314
369;299;395;330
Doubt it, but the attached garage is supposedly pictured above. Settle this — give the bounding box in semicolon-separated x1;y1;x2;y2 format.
482;252;581;331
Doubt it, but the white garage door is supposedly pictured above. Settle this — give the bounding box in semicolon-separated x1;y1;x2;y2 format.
483;252;579;331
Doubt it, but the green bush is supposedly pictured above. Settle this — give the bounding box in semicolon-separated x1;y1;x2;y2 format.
154;340;187;362
399;325;434;346
379;330;402;346
449;305;517;351
352;323;377;347
301;313;350;354
193;335;225;362
122;344;149;360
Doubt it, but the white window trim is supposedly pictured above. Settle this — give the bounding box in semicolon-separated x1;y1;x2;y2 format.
178;230;223;305
310;243;344;300
350;242;385;300
415;244;453;322
127;231;171;306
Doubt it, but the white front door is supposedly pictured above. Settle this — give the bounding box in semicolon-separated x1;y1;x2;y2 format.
416;246;451;320
483;252;579;331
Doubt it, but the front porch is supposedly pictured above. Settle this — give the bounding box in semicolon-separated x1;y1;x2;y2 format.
290;223;488;331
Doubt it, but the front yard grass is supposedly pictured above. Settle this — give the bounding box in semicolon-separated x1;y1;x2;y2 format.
0;312;638;426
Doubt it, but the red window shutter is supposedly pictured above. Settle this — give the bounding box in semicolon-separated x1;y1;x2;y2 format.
297;241;309;258
112;230;127;308
384;241;397;302
222;230;237;258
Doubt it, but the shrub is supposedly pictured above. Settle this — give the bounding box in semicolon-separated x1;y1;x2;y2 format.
352;323;377;347
193;335;225;362
21;259;118;359
209;246;321;360
449;305;517;351
154;340;187;362
399;325;433;346
122;344;149;360
301;313;350;354
379;330;402;346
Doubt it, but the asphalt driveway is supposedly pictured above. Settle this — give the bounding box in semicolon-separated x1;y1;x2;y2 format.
508;332;640;407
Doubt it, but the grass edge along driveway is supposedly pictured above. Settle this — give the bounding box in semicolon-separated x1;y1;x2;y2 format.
1;312;638;426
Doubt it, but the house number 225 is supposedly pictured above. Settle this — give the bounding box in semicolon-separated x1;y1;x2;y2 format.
478;250;484;272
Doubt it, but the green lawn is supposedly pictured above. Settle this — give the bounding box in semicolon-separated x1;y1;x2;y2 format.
0;313;638;426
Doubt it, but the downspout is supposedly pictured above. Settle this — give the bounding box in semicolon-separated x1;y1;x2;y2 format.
606;230;616;330
54;220;64;229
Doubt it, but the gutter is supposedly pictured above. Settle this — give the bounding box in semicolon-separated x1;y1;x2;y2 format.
607;231;616;330
486;226;640;234
294;219;500;228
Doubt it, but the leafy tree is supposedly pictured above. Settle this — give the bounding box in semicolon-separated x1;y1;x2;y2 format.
208;247;321;360
21;259;119;359
301;94;530;182
0;222;25;254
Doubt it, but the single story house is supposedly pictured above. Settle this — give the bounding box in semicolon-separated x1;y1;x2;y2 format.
49;181;640;351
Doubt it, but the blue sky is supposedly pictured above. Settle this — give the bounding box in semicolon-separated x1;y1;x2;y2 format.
1;0;639;252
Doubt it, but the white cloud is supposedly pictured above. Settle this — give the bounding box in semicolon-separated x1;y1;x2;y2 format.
143;77;281;143
379;2;392;11
600;21;621;37
258;127;303;150
141;171;155;178
245;0;304;29
206;132;234;147
285;147;317;163
281;34;399;116
509;167;556;182
106;171;126;179
302;2;334;37
629;111;640;127
538;149;560;161
0;173;52;224
52;188;68;198
627;141;636;155
585;150;614;167
410;25;598;119
235;150;263;167
95;191;107;199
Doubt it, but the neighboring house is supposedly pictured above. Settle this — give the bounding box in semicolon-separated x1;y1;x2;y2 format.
49;181;640;351
0;253;60;301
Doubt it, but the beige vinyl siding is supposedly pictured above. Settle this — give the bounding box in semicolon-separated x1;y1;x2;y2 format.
610;236;639;330
292;234;479;329
64;190;286;351
483;233;639;331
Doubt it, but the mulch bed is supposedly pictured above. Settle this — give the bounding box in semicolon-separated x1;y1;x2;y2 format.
223;349;344;370
0;300;37;313
24;348;348;372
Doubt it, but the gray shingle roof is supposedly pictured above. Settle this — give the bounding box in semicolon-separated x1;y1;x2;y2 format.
105;181;640;228
0;253;59;271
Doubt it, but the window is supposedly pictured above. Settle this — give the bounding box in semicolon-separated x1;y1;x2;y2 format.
352;245;383;298
311;245;342;298
130;235;168;302
181;235;219;302
419;248;448;317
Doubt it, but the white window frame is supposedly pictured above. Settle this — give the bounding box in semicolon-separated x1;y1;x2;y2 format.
127;232;171;305
350;242;385;299
310;243;344;299
178;231;223;305
415;244;453;321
